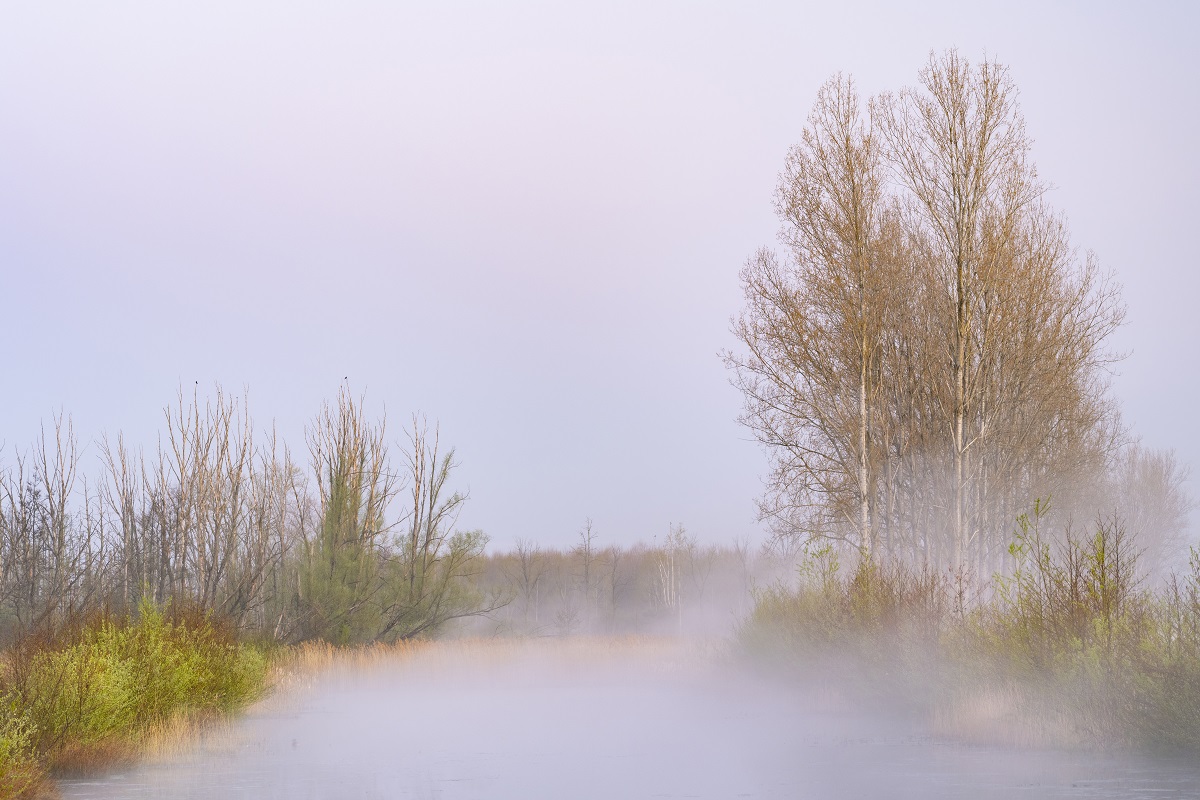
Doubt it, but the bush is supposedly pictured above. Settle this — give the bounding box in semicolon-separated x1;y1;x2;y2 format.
742;519;1200;753
740;548;952;707
0;696;39;798
0;600;267;778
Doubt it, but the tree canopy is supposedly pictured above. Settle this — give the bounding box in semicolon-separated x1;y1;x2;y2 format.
728;51;1143;576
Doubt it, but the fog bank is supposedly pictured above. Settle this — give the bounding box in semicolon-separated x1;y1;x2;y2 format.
60;639;1200;799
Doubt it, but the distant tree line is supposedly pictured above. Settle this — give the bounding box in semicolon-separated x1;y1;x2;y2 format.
726;50;1192;577
465;524;780;637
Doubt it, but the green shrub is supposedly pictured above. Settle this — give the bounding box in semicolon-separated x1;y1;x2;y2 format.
0;695;40;798
3;600;267;763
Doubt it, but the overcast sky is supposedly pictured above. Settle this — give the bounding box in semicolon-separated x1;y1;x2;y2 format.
1;1;1196;550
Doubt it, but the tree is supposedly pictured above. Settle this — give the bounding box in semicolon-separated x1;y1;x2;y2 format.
874;51;1124;572
508;537;547;626
1106;445;1194;581
601;543;627;630
573;518;598;628
297;387;397;643
730;51;1127;574
0;414;92;634
730;75;903;557
295;393;497;642
375;416;497;640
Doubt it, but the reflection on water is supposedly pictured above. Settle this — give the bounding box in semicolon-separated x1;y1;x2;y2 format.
59;640;1200;800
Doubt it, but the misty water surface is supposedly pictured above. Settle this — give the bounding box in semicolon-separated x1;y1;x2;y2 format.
60;640;1200;800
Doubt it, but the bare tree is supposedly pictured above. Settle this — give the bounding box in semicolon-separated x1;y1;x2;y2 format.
376;415;500;640
1106;445;1194;581
0;414;95;634
100;432;140;611
0;384;506;645
573;518;598;628
730;75;899;557
655;524;692;634
509;537;547;626
601;544;628;631
732;51;1126;577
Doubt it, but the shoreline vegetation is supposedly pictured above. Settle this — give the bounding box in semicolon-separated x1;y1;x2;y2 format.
723;47;1199;765
2;45;1197;800
0;543;1198;800
0;602;268;799
0;383;1194;797
739;512;1200;754
0;385;782;798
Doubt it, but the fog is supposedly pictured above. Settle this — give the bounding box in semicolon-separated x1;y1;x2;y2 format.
58;640;1200;800
5;3;1199;796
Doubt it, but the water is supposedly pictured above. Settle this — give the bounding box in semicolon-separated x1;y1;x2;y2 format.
59;640;1200;799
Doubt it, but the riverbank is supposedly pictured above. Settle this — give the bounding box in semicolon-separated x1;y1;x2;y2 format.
0;604;267;799
739;532;1200;754
55;636;1200;800
11;612;1200;800
1;630;699;799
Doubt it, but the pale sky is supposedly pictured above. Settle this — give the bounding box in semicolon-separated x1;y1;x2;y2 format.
2;1;1196;550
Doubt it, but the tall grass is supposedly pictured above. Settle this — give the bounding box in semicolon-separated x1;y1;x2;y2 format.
741;516;1200;753
0;601;268;797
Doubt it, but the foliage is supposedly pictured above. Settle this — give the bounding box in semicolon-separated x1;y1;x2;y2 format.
0;600;267;788
295;399;497;644
0;697;38;799
462;531;779;638
0;385;501;650
739;509;1200;753
741;548;950;705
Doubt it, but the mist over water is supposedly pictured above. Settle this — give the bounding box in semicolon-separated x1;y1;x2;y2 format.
58;640;1200;800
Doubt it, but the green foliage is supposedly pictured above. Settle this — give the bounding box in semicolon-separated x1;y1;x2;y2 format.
375;527;490;641
299;537;382;645
296;402;495;644
0;695;39;798
3;600;267;763
986;503;1146;674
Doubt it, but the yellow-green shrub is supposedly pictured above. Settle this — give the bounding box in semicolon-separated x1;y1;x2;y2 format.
0;695;40;797
6;601;267;760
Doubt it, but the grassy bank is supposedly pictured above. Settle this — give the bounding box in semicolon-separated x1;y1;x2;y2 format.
740;520;1200;753
0;602;268;798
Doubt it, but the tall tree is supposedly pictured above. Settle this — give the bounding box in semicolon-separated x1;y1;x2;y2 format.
299;387;397;643
729;75;897;556
874;51;1041;568
375;416;492;639
732;52;1126;573
876;51;1124;570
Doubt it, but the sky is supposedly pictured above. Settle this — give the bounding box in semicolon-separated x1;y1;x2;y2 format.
1;1;1196;550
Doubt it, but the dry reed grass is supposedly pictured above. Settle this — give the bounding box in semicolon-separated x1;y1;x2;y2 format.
265;635;705;700
252;634;721;733
931;685;1084;750
0;767;55;800
47;708;237;776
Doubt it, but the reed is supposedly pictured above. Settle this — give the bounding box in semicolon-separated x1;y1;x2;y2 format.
741;520;1200;753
